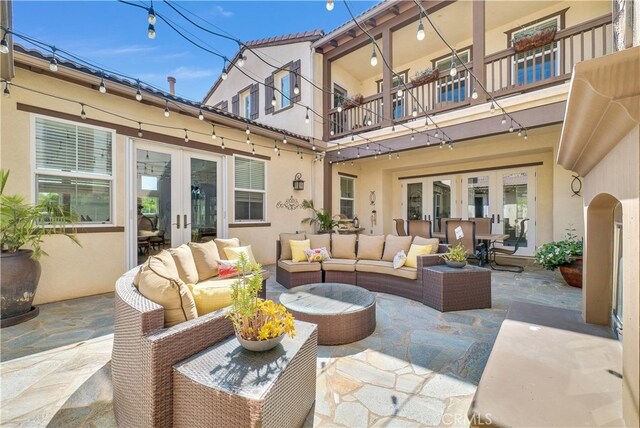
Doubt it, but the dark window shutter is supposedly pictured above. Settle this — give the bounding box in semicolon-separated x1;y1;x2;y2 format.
222;100;228;112
250;84;259;120
291;59;301;103
265;75;275;115
232;94;239;115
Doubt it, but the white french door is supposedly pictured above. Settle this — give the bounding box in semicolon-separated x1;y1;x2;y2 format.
402;175;457;233
130;141;224;267
461;167;536;256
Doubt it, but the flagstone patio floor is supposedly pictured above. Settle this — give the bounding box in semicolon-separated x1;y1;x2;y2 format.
0;265;583;427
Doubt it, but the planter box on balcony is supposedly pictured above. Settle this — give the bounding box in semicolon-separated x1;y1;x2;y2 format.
410;69;440;86
513;27;557;53
341;94;364;110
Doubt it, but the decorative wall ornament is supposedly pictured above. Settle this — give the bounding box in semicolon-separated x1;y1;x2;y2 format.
571;175;582;197
276;196;300;211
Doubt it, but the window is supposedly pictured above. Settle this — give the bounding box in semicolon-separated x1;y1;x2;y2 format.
339;176;355;219
241;89;251;119
435;50;469;103
34;116;114;224
234;156;265;221
279;72;291;109
333;84;347;108
512;18;560;85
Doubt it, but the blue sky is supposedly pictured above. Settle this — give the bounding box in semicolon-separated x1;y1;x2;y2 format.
12;1;376;100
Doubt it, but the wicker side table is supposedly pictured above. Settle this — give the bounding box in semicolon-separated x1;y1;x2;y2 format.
423;265;491;312
172;321;317;428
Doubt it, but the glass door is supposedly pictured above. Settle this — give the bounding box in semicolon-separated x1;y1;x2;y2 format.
405;181;423;220
429;177;455;233
133;142;222;266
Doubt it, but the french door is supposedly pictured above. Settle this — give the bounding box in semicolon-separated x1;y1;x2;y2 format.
130;141;224;267
403;176;457;233
461;168;536;255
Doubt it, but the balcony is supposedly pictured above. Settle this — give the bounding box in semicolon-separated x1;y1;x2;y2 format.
322;3;613;141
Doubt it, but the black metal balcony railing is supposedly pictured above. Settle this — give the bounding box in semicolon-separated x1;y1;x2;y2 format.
326;15;613;140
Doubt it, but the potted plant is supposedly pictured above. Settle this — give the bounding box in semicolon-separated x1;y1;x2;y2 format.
341;93;364;110
440;243;467;268
301;199;339;233
227;253;296;351
0;170;80;327
533;228;583;287
512;26;557;53
411;68;440;86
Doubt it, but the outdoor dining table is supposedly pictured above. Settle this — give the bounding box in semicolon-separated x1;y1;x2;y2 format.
432;232;510;264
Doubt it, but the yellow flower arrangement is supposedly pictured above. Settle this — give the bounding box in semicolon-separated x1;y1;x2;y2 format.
226;252;296;341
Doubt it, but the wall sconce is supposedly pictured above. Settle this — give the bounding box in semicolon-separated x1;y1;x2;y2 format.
293;173;305;191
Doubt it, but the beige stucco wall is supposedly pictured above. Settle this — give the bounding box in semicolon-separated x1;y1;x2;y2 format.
1;64;317;304
203;41;315;138
582;126;640;427
330;124;581;248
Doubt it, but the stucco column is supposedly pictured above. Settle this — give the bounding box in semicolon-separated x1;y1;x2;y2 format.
471;0;486;104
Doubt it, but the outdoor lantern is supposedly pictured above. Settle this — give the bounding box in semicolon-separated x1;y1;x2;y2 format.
293;173;305;191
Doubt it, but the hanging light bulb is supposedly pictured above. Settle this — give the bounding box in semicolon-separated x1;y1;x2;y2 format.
293;83;300;95
392;124;396;132
274;141;279;152
245;125;250;135
365;142;369;150
330;129;335;136
271;94;277;107
137;122;143;138
434;130;439;138
370;45;378;67
517;129;523;137
501;115;507;125
164;100;170;117
198;108;204;121
147;24;156;40
337;105;342;113
305;108;310;124
449;58;457;77
417;19;425;41
135;81;143;101
0;33;9;55
489;101;496;114
283;136;287;144
509;120;514;133
246;135;251;144
221;137;225;149
411;132;415;141
524;131;528;140
396;153;400;159
337;144;341;155
237;51;245;68
312;142;316;151
367;117;372;126
351;135;355;142
211;124;217;139
80;104;87;120
184;129;189;143
148;4;156;25
412;108;417;117
397;88;403;97
99;76;107;94
357;149;360;158
221;61;228;80
252;144;256;156
326;0;334;11
426;135;431;145
449;142;453;150
49;52;58;72
471;88;478;100
3;81;10;98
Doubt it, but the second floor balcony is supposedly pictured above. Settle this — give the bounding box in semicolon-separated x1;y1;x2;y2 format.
318;1;613;141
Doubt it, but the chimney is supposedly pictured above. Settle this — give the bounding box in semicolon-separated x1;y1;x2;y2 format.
167;76;176;95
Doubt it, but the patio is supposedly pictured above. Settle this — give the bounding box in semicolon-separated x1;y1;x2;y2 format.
1;264;586;427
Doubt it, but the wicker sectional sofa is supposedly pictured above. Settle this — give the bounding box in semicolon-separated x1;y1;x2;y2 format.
276;233;447;304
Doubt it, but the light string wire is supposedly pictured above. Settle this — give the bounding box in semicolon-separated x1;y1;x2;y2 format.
1;78;321;159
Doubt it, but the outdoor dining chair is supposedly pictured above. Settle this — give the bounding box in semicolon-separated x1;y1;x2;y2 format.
470;217;492;235
394;219;408;236
445;220;486;266
408;219;432;238
488;218;529;272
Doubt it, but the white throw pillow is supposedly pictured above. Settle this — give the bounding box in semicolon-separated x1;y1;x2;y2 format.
393;250;407;269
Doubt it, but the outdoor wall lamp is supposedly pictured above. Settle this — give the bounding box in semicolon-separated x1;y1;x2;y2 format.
293;173;305;191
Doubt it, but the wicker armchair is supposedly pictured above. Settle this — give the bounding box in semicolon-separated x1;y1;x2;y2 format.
112;267;235;428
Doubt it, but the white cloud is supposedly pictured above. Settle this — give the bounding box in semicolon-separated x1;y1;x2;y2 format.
212;5;234;18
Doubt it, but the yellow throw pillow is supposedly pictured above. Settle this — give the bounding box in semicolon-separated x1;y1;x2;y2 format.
188;240;220;281
413;237;440;254
214;237;240;260
279;233;306;260
169;244;199;284
188;282;233;316
405;244;435;268
224;245;257;265
290;239;311;262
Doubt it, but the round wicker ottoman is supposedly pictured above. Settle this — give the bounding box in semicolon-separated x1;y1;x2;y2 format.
279;283;376;345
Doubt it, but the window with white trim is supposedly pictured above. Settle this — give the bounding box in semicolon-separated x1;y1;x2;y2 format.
234;156;265;221
339;176;355;219
278;71;291;109
34;116;114;224
241;88;251;119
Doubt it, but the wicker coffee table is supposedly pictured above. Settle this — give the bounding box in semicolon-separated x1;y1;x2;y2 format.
172;320;317;428
279;283;376;345
423;264;491;312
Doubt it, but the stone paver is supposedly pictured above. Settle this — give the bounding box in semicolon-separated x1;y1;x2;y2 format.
0;265;583;427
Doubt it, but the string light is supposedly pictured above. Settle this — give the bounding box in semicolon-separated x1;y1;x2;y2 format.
147;24;156;40
416;16;425;41
489;101;496;114
357;148;360;158
246;135;251;144
3;81;10;97
326;0;334;11
449;142;453;150
148;3;156;25
471;88;478;100
305;108;310;124
330;129;335;136
252;143;256;155
412;108;417;118
337;105;342;113
211;124;217;139
198;108;204;120
411;131;414;141
312;141;316;151
293;83;300;95
370;43;377;67
509;119;514;133
366;116;372;126
337;144;341;155
80;103;86;119
221;61;228;80
237;51;245;67
99;76;107;94
0;32;8;54
221;137;225;149
164;100;170;117
449;56;457;77
274;140;279;152
283;135;287;144
137;122;143;137
524;131;528;140
49;49;58;72
501;115;507;125
271;94;276;106
517;129;523;137
397;88;403;97
135;81;143;101
184;129;189;142
245;125;250;135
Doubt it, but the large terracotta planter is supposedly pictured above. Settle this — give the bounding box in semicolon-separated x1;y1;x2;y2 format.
1;250;41;327
559;256;583;288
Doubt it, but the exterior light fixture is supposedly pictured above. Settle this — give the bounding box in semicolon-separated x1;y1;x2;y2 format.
417;19;425;41
147;24;156;40
293;173;305;190
326;0;334;11
370;45;378;67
